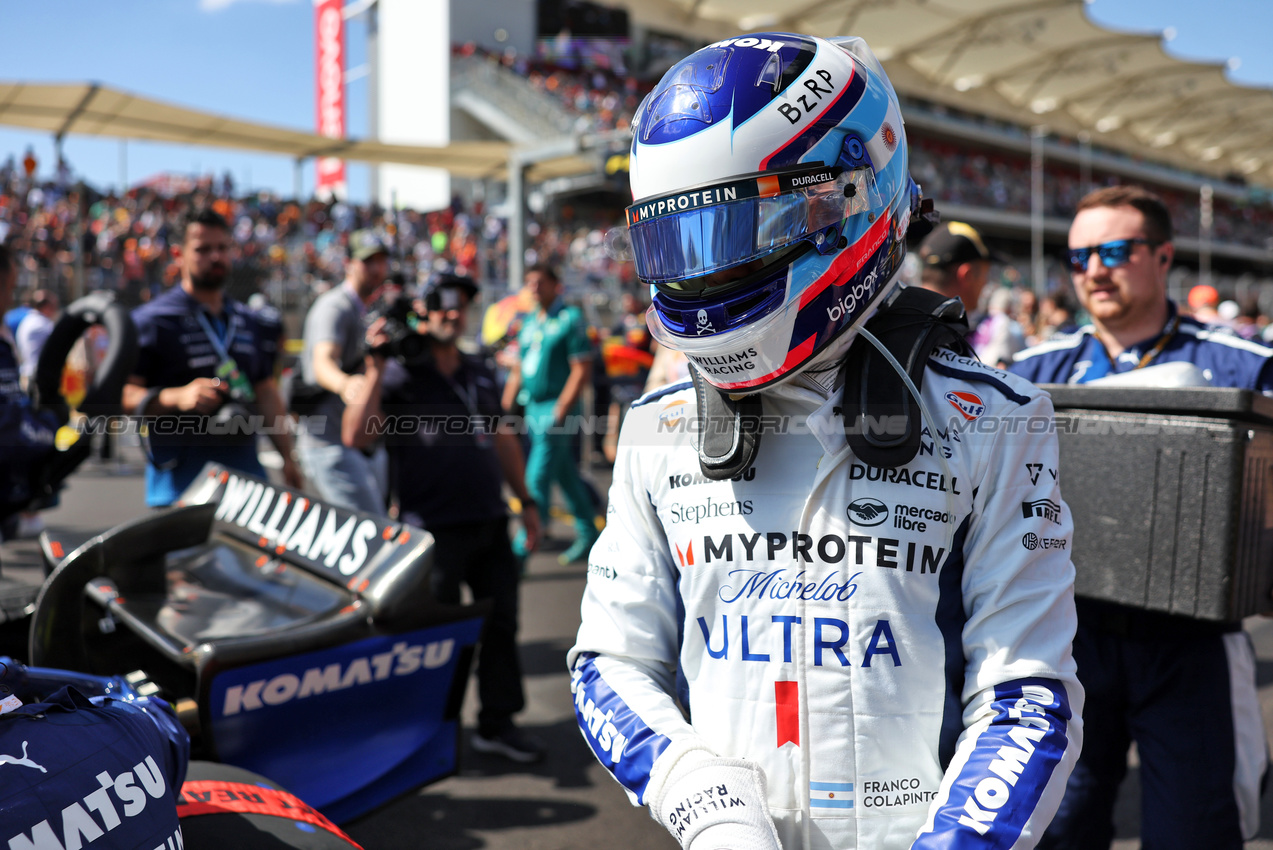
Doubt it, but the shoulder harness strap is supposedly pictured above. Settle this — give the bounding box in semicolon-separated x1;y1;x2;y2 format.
839;286;973;468
689;286;973;479
690;364;763;481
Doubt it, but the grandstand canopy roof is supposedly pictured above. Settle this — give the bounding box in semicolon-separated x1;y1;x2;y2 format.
610;0;1273;189
0;81;595;183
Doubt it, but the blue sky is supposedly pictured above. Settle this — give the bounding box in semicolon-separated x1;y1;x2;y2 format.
1;0;1269;202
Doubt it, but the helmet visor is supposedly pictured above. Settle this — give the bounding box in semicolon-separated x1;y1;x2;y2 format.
623;165;880;290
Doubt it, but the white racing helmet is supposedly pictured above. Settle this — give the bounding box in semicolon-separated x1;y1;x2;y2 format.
621;33;923;392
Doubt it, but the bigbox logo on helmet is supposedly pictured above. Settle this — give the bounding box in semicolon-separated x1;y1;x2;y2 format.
623;32;922;394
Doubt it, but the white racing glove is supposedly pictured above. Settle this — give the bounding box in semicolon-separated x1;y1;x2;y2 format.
649;749;783;850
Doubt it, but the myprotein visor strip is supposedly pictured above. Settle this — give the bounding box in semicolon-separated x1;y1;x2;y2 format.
625;165;879;285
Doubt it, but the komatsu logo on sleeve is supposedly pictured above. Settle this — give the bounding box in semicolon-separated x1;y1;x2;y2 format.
951;680;1070;840
570;667;628;766
221;638;455;716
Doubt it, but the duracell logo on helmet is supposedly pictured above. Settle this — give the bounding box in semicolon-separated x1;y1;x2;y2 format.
627;166;844;225
790;170;835;188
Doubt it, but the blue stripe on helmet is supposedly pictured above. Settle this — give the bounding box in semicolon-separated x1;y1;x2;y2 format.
765;65;868;169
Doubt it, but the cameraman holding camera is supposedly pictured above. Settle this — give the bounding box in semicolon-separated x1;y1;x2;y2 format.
295;229;390;515
125;209;301;507
342;273;544;763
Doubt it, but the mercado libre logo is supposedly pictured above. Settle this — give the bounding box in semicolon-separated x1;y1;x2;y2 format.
944;391;985;422
846;498;888;527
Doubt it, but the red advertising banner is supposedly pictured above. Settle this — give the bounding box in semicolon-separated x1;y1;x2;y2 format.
315;0;345;199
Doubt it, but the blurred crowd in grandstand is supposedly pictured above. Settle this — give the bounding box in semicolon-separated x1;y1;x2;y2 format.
0;152;630;322
910;136;1273;249
457;42;650;135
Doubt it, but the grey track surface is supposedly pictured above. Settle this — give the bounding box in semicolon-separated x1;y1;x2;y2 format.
4;446;1273;849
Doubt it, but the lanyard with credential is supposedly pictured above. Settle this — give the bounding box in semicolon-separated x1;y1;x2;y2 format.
194;309;256;401
1092;313;1180;378
194;309;239;367
138;309;242;472
1133;314;1181;370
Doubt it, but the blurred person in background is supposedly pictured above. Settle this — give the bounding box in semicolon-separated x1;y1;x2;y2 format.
917;221;991;313
0;244;61;534
642;341;690;393
295;229;391;514
480;275;537;373
11;287;59;537
1187;283;1221;324
1234;299;1261;340
1217;299;1252;337
4;296;31;342
15;288;58;389
976;287;1027;368
1016;287;1040;343
123;209;301;507
501;263;599;565
1011;185;1270;849
918;220;1023;365
343;273;544;763
1036;286;1080;341
601;291;653;463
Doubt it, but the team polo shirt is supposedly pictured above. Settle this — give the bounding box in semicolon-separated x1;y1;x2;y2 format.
0;333;59;505
516;299;591;404
381;353;507;529
1011;301;1273;392
132;286;282;506
0;687;189;850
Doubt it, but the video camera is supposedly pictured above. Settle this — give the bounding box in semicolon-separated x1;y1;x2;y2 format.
366;293;430;368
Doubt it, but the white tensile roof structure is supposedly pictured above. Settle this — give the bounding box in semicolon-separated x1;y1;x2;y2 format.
609;0;1273;188
0;81;596;183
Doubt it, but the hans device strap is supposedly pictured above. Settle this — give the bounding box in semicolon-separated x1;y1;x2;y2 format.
689;286;971;479
839;286;972;468
690;364;763;481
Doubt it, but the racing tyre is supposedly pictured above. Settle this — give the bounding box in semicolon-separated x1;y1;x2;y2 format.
178;761;364;849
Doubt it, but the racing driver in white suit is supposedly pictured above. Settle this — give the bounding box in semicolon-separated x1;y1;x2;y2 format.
569;33;1083;850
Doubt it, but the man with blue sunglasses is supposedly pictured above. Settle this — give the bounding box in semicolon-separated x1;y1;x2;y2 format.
1012;185;1272;849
